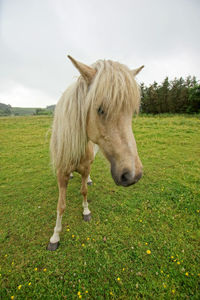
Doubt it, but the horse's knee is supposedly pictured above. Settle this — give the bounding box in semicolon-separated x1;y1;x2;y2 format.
81;186;88;196
57;203;66;216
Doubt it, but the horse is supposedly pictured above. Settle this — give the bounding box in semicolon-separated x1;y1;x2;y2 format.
47;56;144;251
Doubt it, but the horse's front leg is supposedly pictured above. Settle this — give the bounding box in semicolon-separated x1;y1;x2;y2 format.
81;168;92;222
47;170;69;251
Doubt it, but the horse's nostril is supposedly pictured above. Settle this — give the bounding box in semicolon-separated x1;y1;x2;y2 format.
120;170;142;186
121;172;129;183
120;171;133;186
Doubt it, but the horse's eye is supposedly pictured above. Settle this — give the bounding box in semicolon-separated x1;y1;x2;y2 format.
97;106;104;115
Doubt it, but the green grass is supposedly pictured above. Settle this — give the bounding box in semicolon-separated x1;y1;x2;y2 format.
0;115;199;299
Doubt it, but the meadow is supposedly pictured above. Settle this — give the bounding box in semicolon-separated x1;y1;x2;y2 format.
0;115;199;299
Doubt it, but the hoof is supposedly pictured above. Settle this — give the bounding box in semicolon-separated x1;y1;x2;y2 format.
87;181;93;186
83;213;92;222
46;241;60;251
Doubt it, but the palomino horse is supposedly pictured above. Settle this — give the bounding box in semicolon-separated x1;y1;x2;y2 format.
47;56;143;251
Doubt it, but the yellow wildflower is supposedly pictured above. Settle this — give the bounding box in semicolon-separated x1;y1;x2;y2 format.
18;285;22;290
110;291;114;296
172;289;175;294
79;296;82;299
82;243;85;247
85;290;88;294
12;262;14;266
145;242;148;245
161;270;164;273
171;256;174;259
11;296;14;300
122;268;125;271
146;250;151;254
34;267;38;271
72;235;75;238
117;277;120;281
185;272;189;276
67;228;70;232
177;261;180;265
163;283;167;288
77;292;81;295
139;219;143;223
28;282;31;286
4;254;8;258
43;268;47;272
87;237;90;240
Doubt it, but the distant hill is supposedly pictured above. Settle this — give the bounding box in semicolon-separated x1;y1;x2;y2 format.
46;105;56;111
0;103;56;116
0;103;12;116
11;107;37;116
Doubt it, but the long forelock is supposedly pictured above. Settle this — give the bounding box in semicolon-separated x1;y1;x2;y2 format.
87;60;141;118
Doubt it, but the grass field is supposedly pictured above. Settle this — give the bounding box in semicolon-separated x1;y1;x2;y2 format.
0;115;199;299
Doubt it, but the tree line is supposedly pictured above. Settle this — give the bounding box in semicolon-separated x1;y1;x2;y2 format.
140;76;200;114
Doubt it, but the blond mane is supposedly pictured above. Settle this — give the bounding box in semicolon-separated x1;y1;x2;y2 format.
50;59;141;172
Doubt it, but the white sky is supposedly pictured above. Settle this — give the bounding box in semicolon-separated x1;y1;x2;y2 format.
0;0;200;108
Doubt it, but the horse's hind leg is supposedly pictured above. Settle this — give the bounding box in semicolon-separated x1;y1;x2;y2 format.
87;174;93;186
87;144;99;186
80;167;92;222
47;170;69;251
70;172;93;185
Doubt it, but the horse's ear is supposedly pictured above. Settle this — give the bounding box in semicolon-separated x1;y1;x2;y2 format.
68;55;96;84
132;65;144;76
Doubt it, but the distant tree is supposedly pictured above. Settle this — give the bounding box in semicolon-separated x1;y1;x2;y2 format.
0;103;12;116
187;83;200;113
158;77;170;113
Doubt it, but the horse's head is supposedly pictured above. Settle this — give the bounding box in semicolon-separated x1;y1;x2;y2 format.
68;56;143;187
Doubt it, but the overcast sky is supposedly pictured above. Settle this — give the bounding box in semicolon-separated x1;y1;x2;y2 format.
0;0;200;108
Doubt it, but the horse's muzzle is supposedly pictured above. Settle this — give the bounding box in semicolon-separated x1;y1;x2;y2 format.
120;170;142;186
111;166;142;187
